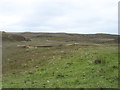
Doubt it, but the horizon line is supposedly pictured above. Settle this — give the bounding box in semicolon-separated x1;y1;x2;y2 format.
0;31;119;35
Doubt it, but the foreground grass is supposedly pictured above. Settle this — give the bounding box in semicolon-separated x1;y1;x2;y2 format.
2;44;118;88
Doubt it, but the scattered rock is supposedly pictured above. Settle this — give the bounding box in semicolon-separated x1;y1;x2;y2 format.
28;71;34;74
47;80;50;83
17;45;37;49
35;66;39;68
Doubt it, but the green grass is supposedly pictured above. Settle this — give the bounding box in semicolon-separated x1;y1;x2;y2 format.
2;44;118;88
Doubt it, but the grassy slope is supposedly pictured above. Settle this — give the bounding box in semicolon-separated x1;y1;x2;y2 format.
2;32;119;88
3;44;118;88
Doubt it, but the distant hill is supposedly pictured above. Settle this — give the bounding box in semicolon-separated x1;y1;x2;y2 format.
18;32;118;39
2;32;30;41
2;32;119;44
17;32;119;44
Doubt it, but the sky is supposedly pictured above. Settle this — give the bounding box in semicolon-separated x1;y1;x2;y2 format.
0;0;119;34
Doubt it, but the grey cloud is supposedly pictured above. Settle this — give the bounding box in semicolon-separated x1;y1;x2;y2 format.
0;0;118;34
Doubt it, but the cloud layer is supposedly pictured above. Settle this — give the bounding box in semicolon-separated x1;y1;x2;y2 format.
0;0;118;34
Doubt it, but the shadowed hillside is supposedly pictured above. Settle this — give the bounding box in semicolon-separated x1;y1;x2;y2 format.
2;32;30;41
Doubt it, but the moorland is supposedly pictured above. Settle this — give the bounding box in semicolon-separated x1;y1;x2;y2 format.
2;32;119;88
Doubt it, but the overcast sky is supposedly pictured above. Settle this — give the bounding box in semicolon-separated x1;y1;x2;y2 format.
0;0;119;34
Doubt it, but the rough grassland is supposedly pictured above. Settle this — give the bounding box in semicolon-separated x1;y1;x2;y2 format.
2;32;119;88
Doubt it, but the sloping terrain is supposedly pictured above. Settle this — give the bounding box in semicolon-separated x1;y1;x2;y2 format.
19;32;118;42
2;32;30;41
15;32;119;46
2;32;119;88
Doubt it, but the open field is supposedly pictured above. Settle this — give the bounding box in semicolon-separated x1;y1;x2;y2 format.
2;32;119;88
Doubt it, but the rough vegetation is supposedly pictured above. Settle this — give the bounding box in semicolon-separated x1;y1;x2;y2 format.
2;32;119;88
2;32;31;41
